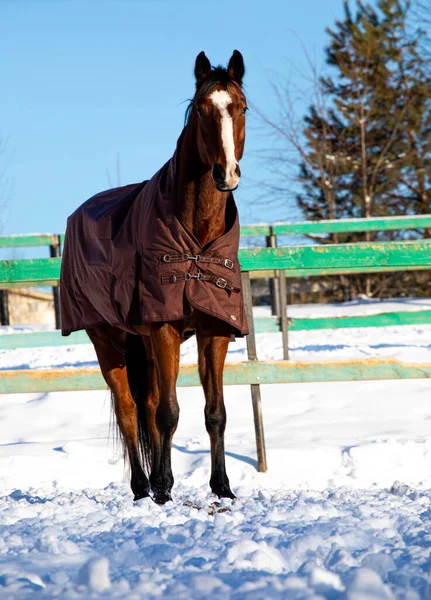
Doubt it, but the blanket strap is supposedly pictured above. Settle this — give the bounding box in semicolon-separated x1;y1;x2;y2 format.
159;253;236;272
161;271;241;293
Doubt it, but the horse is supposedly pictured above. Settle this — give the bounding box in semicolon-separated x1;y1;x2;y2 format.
60;51;248;504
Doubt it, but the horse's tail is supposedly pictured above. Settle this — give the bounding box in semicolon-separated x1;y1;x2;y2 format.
125;332;152;477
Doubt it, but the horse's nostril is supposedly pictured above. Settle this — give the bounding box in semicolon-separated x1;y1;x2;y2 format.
235;164;241;178
212;163;225;182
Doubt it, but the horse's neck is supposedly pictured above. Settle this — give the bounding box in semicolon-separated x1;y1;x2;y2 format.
175;124;227;248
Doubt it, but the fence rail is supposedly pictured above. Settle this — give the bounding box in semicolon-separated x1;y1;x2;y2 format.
1;358;431;394
0;234;61;247
241;215;431;237
1;214;431;248
2;308;431;349
1;240;430;289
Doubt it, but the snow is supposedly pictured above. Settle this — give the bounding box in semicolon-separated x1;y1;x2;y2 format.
254;296;431;318
1;298;431;598
77;557;111;592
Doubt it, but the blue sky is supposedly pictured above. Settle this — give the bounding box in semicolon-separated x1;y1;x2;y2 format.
1;0;364;243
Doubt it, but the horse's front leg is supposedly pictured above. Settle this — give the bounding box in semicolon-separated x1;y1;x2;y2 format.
197;317;235;499
149;322;181;504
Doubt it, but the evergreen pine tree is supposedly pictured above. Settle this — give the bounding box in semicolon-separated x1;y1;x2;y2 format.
298;0;431;244
292;0;431;297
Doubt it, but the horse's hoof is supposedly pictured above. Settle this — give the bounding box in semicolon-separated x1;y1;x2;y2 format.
212;485;236;499
153;491;172;505
133;489;151;501
219;489;236;500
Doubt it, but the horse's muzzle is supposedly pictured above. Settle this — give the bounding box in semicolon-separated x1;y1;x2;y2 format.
212;163;241;192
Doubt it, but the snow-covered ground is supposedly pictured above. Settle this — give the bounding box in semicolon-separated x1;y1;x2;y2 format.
2;298;431;599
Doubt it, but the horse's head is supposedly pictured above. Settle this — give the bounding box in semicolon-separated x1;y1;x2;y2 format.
192;50;247;192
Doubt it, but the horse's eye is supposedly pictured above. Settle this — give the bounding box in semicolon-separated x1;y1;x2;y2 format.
241;107;248;115
196;106;204;117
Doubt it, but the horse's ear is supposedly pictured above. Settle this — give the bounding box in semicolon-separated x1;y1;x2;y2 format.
227;50;245;85
194;51;211;87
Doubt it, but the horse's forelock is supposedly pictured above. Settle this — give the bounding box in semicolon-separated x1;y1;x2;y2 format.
184;67;243;125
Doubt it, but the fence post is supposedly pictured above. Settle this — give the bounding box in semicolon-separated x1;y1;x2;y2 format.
279;269;289;360
50;235;61;330
0;290;10;326
241;271;268;473
266;227;280;317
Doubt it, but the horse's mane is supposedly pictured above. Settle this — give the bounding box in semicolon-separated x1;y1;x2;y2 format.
184;66;241;125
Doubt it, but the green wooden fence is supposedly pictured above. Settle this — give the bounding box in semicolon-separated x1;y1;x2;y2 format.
0;241;430;345
2;218;431;348
0;240;430;349
1;214;430;326
2;236;431;472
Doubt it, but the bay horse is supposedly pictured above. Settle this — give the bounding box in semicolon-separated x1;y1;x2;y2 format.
78;51;247;504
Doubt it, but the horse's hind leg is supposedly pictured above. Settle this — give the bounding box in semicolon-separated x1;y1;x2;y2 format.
86;326;151;500
196;316;235;499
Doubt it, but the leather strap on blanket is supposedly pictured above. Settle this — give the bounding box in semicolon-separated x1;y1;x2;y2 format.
159;253;236;272
161;271;241;293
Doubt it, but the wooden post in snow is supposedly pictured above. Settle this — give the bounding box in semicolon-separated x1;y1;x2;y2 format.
241;271;268;473
50;235;61;330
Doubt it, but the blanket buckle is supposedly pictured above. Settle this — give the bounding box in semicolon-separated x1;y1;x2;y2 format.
215;278;228;289
223;258;234;270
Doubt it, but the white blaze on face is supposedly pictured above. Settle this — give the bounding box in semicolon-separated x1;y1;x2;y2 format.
209;89;239;188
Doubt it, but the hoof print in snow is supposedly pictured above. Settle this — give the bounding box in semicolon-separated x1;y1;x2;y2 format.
183;499;234;515
183;500;202;511
207;502;230;516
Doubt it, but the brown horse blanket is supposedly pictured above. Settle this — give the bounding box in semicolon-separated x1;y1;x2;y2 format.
60;141;248;338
